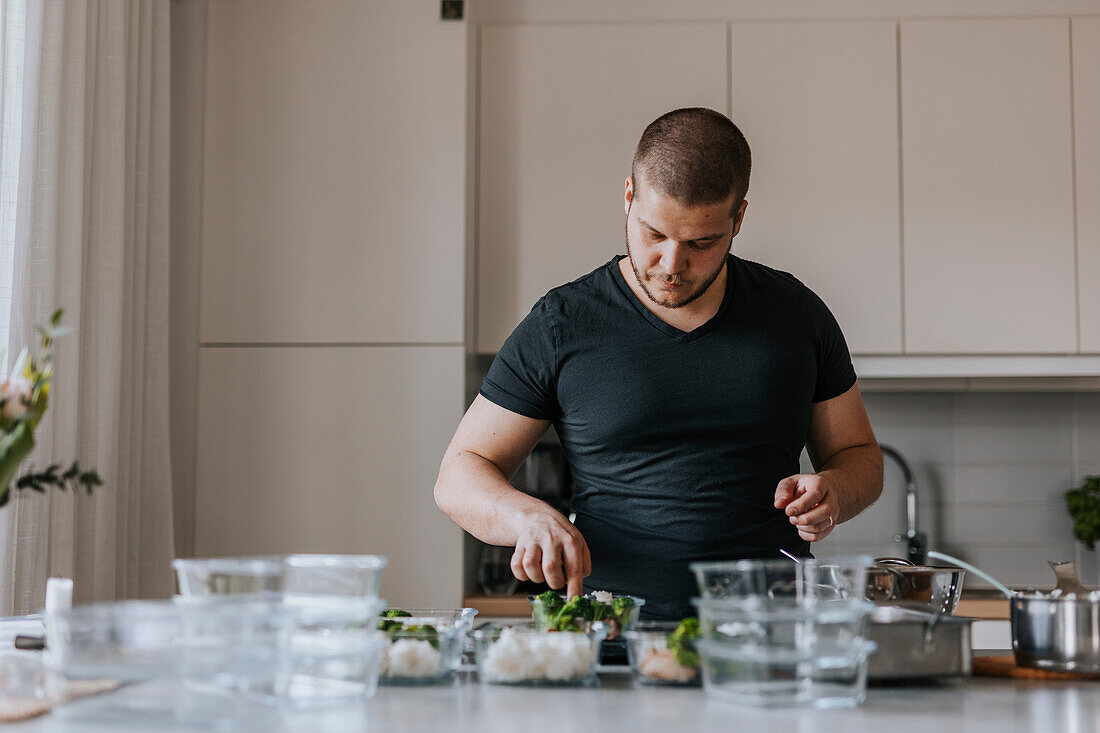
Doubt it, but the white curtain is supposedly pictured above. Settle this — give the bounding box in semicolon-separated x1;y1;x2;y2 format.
0;0;173;615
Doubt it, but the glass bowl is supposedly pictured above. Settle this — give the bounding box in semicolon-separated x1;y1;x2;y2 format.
175;593;388;709
472;623;607;686
693;597;876;708
691;556;872;605
377;608;478;685
624;621;701;686
172;556;285;596
44;601;182;682
527;592;644;640
172;554;388;599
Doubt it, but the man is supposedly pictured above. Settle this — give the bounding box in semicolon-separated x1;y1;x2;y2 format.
435;108;883;620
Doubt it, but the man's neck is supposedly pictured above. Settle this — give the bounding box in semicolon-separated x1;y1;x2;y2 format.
617;257;728;333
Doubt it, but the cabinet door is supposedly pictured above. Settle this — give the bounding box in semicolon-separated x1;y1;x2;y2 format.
477;23;727;353
1076;18;1100;353
730;21;901;355
200;1;465;343
901;19;1076;353
195;347;464;608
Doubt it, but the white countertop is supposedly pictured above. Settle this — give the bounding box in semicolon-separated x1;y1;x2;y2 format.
8;670;1099;733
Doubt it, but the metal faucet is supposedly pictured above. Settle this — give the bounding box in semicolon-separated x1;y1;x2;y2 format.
879;444;927;565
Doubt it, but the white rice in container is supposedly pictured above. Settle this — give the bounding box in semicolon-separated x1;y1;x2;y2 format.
481;628;596;682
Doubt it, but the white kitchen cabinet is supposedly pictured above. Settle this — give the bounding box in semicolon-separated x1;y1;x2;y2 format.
900;19;1076;354
195;346;464;608
476;23;727;353
1075;18;1100;354
730;21;901;355
200;0;465;344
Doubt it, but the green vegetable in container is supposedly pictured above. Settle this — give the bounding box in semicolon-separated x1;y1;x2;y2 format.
610;596;636;627
667;617;701;669
536;590;565;614
1066;476;1100;550
381;609;413;618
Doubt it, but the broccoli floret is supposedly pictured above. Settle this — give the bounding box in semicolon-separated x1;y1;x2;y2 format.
560;595;598;621
610;596;636;625
381;609;412;618
668;617;701;669
537;590;565;614
400;623;440;650
377;619;404;632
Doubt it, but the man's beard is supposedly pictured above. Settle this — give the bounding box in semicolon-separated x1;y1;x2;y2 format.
624;222;729;310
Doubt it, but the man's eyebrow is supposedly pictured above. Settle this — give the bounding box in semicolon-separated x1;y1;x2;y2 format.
637;218;724;241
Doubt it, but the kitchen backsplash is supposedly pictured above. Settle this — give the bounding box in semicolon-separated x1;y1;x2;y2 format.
814;391;1100;588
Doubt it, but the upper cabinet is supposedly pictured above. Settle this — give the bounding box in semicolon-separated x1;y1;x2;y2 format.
730;21;901;355
476;23;727;353
1076;18;1100;354
900;19;1076;354
200;1;466;344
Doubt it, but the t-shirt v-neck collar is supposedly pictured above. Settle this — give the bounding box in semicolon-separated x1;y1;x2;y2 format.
610;254;736;342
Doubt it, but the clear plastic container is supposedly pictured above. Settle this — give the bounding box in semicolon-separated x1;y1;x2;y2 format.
693;598;876;708
0;650;48;701
624;622;701;686
172;595;290;687
472;623;607;686
176;593;388;708
691;556;872;605
172;554;388;599
258;594;388;708
377;608;478;685
44;601;182;682
527;592;644;639
283;554;388;598
172;556;285;596
44;601;251;726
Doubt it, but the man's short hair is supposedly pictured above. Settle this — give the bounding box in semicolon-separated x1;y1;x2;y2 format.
631;108;751;211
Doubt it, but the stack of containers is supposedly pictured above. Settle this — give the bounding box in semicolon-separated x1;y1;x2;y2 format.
171;554;389;707
41;554;390;723
690;556;877;708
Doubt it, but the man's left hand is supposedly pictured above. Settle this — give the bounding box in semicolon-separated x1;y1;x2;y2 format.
774;474;838;542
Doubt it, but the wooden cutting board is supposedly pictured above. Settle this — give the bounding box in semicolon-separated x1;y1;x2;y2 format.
973;655;1100;680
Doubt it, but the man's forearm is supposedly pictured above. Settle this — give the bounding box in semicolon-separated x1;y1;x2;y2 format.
433;449;559;546
816;443;883;523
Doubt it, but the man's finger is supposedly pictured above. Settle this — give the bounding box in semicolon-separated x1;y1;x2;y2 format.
511;547;530;582
798;524;833;542
561;538;584;593
790;501;834;527
522;544;545;584
774;476;800;508
795;518;831;533
542;541;566;590
785;482;824;515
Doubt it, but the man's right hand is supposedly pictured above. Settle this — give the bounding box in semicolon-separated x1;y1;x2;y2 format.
510;509;592;599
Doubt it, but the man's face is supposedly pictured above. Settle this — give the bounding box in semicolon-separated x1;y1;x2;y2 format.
623;172;747;309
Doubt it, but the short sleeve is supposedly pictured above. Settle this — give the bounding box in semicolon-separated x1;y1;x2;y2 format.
805;288;857;403
479;297;561;420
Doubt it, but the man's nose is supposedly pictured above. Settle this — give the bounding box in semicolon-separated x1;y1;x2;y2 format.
659;242;688;274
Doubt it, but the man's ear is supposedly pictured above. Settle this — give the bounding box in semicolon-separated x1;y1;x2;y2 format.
732;199;749;237
624;176;634;214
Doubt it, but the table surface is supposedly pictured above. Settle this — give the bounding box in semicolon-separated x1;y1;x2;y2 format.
7;669;1100;733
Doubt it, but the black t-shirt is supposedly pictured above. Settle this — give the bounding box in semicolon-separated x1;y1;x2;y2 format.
479;254;857;620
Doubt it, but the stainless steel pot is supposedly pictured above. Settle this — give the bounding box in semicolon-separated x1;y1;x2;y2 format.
927;551;1100;673
864;558;966;614
1011;591;1100;673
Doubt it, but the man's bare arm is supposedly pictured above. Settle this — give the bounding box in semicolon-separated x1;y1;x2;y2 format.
434;395;591;596
773;382;883;541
